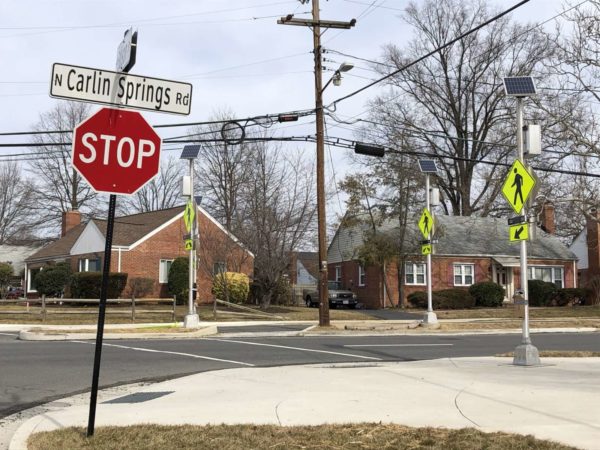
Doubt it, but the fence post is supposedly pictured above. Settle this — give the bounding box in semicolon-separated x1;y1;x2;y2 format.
172;296;176;322
131;296;136;323
41;295;46;322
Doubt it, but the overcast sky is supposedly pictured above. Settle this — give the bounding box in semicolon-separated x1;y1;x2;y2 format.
0;0;567;216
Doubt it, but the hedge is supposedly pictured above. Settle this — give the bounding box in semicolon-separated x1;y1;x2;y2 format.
168;257;189;305
34;262;72;297
408;288;475;310
212;272;250;304
554;288;588;306
527;280;558;307
468;281;505;308
70;272;128;298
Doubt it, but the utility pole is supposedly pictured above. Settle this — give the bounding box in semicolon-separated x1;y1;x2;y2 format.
278;2;355;327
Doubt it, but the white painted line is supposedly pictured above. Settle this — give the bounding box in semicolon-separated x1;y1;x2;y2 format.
0;332;18;336
207;338;382;361
344;344;454;348
69;340;254;367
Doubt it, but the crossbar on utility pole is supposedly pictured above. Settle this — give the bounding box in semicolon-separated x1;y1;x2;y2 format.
278;0;355;327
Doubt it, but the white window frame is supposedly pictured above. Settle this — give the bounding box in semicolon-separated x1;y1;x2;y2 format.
405;262;426;285
213;261;227;275
335;266;342;283
27;267;41;293
159;259;174;284
358;265;366;286
453;263;475;286
78;257;101;272
528;265;564;288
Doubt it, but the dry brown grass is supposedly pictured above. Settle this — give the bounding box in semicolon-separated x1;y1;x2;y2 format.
27;424;577;450
432;306;600;319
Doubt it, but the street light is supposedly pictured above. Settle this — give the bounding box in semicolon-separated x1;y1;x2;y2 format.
323;62;354;91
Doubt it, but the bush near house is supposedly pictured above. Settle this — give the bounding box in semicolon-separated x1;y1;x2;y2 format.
0;262;13;299
34;262;72;297
212;272;249;304
168;257;189;305
70;272;128;298
585;276;600;306
527;280;558;307
553;288;588;306
127;277;155;299
468;281;505;308
408;288;475;309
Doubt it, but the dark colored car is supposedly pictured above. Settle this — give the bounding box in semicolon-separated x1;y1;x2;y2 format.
6;287;24;299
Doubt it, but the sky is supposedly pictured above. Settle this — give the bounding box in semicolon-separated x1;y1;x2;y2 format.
0;0;568;218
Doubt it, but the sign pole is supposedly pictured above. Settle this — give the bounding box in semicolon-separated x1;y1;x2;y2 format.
423;173;437;325
184;158;200;328
513;97;540;366
87;194;117;436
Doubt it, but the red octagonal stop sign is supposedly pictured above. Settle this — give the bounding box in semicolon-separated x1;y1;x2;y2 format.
72;107;161;195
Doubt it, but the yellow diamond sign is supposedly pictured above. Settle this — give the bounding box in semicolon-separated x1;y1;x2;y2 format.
184;239;194;250
501;159;536;214
183;200;195;232
509;223;529;241
418;208;433;239
421;244;432;255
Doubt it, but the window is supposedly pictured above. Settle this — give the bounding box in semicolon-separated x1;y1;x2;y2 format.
335;266;342;283
405;262;426;285
27;268;41;292
78;258;101;272
159;259;174;284
213;262;227;275
454;264;475;286
528;266;564;288
358;265;366;286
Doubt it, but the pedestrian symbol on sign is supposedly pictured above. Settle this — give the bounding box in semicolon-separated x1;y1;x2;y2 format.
501;159;536;214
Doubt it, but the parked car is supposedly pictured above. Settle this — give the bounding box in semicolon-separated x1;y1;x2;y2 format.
6;287;24;299
303;281;358;308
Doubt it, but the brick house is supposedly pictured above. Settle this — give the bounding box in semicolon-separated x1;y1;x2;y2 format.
328;206;577;309
24;206;253;302
569;208;600;287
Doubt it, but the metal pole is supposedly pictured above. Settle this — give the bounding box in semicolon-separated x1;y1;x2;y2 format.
184;159;200;328
424;174;437;324
313;0;330;327
513;97;540;365
87;194;116;436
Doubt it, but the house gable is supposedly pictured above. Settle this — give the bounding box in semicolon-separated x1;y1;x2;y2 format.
70;221;106;255
569;229;587;270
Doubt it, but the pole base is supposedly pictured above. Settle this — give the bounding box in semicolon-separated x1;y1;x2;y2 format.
183;313;200;329
512;343;541;366
421;311;438;325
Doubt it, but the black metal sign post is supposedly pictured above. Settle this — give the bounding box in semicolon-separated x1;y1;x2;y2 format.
87;194;117;437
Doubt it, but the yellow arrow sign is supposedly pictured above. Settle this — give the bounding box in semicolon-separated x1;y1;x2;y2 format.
509;223;529;241
418;208;433;239
501;159;536;214
184;239;194;250
421;244;432;255
183;201;195;232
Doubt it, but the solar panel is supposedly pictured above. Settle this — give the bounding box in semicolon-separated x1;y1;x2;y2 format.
503;77;537;97
418;159;438;173
180;145;201;159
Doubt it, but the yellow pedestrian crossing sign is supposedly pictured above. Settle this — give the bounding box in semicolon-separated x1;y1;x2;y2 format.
183;200;195;232
421;244;432;255
418;208;433;239
509;223;529;241
184;239;194;250
501;159;536;214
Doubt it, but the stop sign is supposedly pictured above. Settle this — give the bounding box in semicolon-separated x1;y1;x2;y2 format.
72;107;161;195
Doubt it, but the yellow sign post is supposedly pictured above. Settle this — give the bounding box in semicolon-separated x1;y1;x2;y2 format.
509;223;529;241
418;208;433;239
421;244;432;255
501;159;536;214
183;200;195;232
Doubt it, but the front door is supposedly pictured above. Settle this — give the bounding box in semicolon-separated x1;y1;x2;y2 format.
494;265;514;302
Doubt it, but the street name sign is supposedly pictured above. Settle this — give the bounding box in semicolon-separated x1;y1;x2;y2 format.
418;208;433;239
72;107;161;195
50;63;192;115
501;159;536;214
508;215;526;226
509;223;529;241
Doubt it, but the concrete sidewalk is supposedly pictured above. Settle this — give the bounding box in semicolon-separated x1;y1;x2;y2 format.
9;357;600;450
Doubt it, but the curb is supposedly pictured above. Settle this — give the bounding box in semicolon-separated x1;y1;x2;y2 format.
18;325;218;341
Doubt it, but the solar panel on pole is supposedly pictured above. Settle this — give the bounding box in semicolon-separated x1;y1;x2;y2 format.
503;77;537;97
418;159;438;173
180;145;201;160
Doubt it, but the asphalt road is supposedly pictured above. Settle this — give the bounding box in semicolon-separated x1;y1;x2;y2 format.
1;330;599;418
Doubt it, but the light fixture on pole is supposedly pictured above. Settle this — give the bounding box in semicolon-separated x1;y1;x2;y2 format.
180;144;201;329
418;159;439;326
324;62;354;90
503;76;541;366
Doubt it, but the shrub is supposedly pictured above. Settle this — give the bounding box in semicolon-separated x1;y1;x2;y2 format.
212;272;250;304
70;272;128;298
34;262;72;297
527;280;558;307
271;276;292;305
469;282;505;308
553;288;588;307
407;288;475;309
127;277;155;299
0;262;13;298
585;276;600;306
168;257;189;305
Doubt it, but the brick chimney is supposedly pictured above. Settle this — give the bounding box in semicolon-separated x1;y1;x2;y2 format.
61;210;81;237
540;201;555;234
586;208;600;278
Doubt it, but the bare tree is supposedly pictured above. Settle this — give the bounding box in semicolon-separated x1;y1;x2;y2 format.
0;161;40;244
28;101;98;233
120;155;184;214
367;0;552;216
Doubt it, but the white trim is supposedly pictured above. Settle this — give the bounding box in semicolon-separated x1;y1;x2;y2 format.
573;260;577;288
159;259;174;284
405;262;426;286
358;265;366;286
196;205;255;258
527;265;565;288
453;263;475;286
129;211;185;250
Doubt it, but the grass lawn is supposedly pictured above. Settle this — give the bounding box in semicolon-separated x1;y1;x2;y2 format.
27;424;577;450
432;305;600;319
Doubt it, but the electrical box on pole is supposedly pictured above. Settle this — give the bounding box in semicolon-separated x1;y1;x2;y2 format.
182;175;191;196
523;124;541;156
430;187;440;206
